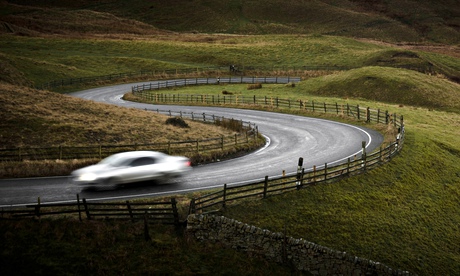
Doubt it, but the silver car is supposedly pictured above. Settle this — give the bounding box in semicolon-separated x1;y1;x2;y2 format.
71;151;191;189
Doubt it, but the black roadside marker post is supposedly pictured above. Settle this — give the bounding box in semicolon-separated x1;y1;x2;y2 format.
296;157;304;189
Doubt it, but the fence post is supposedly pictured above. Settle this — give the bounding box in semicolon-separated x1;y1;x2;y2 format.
83;198;91;220
357;105;360;120
234;134;238;145
189;199;196;214
312;165;316;184
362;141;367;170
324;163;328;181
127;200;134;222
77;194;82;222
347;158;351;174
367;107;371;123
222;184;227;208
263;176;269;198
35;197;41;219
171;198;180;227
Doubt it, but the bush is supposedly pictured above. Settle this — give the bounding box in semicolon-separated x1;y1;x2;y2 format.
165;117;189;128
247;83;262;90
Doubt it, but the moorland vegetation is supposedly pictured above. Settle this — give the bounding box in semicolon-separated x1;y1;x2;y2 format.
0;0;459;275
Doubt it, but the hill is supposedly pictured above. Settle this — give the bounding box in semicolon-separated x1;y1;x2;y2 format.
0;1;460;275
1;0;459;44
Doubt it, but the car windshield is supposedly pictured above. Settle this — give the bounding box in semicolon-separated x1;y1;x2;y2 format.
98;154;130;167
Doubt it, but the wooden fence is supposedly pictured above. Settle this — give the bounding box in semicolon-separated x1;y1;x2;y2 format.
134;96;402;130
39;66;348;90
131;76;301;94
189;133;403;214
165;90;404;214
0;196;181;226
0;110;259;162
39;66;227;90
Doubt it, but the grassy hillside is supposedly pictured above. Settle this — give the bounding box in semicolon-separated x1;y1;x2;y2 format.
0;83;256;178
2;0;459;43
0;1;459;275
130;70;460;275
1;34;459;88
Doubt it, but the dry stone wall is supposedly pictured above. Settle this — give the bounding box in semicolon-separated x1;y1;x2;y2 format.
186;214;415;275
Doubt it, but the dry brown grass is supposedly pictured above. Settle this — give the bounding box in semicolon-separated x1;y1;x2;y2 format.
0;83;236;148
0;83;265;178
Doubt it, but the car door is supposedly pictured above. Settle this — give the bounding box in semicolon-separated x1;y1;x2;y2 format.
122;156;159;183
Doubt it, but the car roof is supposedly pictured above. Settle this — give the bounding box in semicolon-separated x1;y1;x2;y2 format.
111;151;166;159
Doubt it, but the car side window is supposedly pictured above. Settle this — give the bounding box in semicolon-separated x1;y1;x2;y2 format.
129;157;157;167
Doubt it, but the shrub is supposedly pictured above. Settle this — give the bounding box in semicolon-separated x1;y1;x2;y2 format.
247;83;262;90
165;117;189;128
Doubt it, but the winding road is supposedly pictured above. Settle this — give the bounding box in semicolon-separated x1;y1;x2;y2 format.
0;80;383;207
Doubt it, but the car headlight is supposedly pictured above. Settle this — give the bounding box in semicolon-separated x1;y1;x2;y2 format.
78;173;97;182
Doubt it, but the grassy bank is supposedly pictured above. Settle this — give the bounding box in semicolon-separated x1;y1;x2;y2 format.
123;66;460;275
1;34;459;89
0;17;459;274
0;83;264;178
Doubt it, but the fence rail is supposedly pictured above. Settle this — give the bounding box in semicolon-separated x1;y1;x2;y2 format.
131;76;301;94
1;196;181;226
0;110;260;162
134;94;403;130
162;88;404;214
39;66;347;90
6;74;405;221
190;136;403;214
38;64;440;91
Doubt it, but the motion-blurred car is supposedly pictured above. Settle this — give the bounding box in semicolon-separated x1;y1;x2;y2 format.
71;151;191;189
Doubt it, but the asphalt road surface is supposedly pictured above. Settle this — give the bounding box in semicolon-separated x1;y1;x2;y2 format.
0;80;383;207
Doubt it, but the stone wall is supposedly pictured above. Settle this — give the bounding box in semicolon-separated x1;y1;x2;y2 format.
186;214;414;275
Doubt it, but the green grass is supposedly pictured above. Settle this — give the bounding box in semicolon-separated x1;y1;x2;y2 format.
6;0;458;43
152;66;460;113
0;4;459;273
128;67;460;275
1;34;459;88
223;115;460;275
